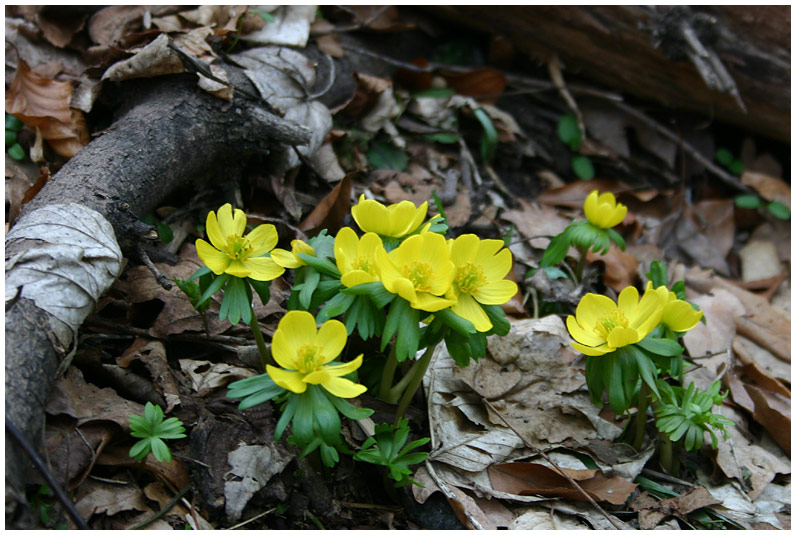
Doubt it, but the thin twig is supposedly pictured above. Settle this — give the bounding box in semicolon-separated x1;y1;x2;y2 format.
6;416;91;530
481;400;627;530
126;485;191;530
641;467;693;488
226;507;276;530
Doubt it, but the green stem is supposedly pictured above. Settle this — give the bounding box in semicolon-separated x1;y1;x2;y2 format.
393;344;437;424
248;305;275;370
632;382;650;451
379;344;399;401
658;433;674;475
575;246;588;282
387;357;424;403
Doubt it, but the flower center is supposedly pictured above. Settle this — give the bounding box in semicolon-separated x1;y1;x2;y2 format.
401;261;434;292
593;309;629;339
351;255;373;273
296;344;321;374
225;235;253;261
454;262;487;295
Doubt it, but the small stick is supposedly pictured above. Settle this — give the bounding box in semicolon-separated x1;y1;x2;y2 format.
482;399;627;530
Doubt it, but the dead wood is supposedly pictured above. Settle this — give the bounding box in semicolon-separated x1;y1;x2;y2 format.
428;6;790;141
5;69;310;526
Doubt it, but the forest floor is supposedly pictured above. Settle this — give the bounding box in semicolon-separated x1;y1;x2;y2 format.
5;5;791;530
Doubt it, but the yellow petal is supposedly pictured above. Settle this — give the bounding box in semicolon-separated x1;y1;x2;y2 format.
243;256;285;281
216;204;237;238
359;232;383;257
606;325;640;348
320;376;367;398
323;354;363;377
303;369;331;385
278;311;318;348
351;198;388;235
617;285;640;316
452;293;492;332
576;293;617;329
450;234;478;266
663;300;703;332
583;190;600;226
341;270;377;288
566;315;604;346
412;292;456;312
392;234;424;267
271;330;298;370
317;319;347;364
205;210;227;250
571;341;613;356
392;278;418;304
631;289;663;337
474;279;517;305
267;365;307;393
271;248;303;269
245;224;278;256
196;239;231;275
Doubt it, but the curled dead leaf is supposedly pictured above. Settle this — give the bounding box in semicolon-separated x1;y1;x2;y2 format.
488;462;637;505
5;60;89;158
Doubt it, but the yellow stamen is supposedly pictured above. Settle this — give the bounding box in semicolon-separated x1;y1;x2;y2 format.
351;255;372;273
296;344;321;373
401;261;434;292
454;262;487;295
593;309;629;339
225;235;253;260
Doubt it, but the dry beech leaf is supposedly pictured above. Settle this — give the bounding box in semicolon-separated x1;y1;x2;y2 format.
299;172;353;235
102;34;185;82
536;179;633;210
632;487;720;529
742;170;791;207
442;68;507;103
96;445;191;491
488;462;637;505
744;384;790;454
587;243;638;292
117;338;182;412
5;59;89;158
502;198;573;251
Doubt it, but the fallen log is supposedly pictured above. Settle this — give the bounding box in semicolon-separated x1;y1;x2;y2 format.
5;70;311;526
429;5;790;141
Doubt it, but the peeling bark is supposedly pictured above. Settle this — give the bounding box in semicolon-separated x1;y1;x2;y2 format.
5;69;311;526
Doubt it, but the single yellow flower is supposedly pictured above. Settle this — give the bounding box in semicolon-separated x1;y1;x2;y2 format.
271;239;315;269
567;286;663;356
196;204;284;281
334;227;384;287
583;190;627;229
351;194;428;238
266;311;367;397
446;234;518;331
644;281;703;333
376;232;456;312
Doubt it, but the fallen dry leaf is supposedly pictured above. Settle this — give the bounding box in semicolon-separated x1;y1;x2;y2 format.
587;243;638;292
102;34;185;82
179;359;256;396
299;172;353;234
488;462;637;505
738;240;784;283
97;444;191;491
442;68;507;103
74;478;149;521
117;338;182;412
744;384;790;454
501;197;573;252
6;59;89;157
742;170;791;207
631;487;721;529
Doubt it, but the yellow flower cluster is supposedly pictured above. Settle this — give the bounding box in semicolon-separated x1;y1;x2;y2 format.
566;283;703;356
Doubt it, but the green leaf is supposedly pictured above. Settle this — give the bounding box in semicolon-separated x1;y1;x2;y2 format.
714;147;734;166
539;229;572;268
275;395;298;442
6;114;23;132
227;374;285;410
187;265;212;282
605;227;625;251
196;272;228;308
767;201;790;220
341;281;395;308
367;140;408;171
6;129;17;145
424;132;460;144
150;438;172;462
646;260;668;288
129;439;150;460
298;253;341;278
434;308;476;336
326;393;374;420
382;297;408;352
557;114;581;151
317;292;356;322
482;304;510;336
156;222;173;243
445;332;473;367
292;392;314;445
572;155;594;180
624;345;660;399
310;386;341;446
728;159;745;175
542;266;569;280
248;278;272;307
7;143;25;160
637;337;684;357
299;269;320;309
413;88;455;99
734;194;761;210
220;277;251;325
473;108;498;162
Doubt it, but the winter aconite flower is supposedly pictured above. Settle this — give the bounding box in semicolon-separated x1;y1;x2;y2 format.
351;194;428;238
266;311;367;398
644;281;703;333
446;234;518;331
377;232;455;312
196;204;284;281
334;227;384;288
271;239;315;269
583;190;627;229
567;286;663;356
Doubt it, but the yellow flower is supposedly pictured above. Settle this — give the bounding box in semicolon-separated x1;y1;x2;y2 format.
334;227;384;287
266;311;367;397
271;239;315;269
351;194;428;238
446;234;518;331
644;281;703;333
567;286;663;356
376;232;456;312
196;204;284;281
583;190;627;229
